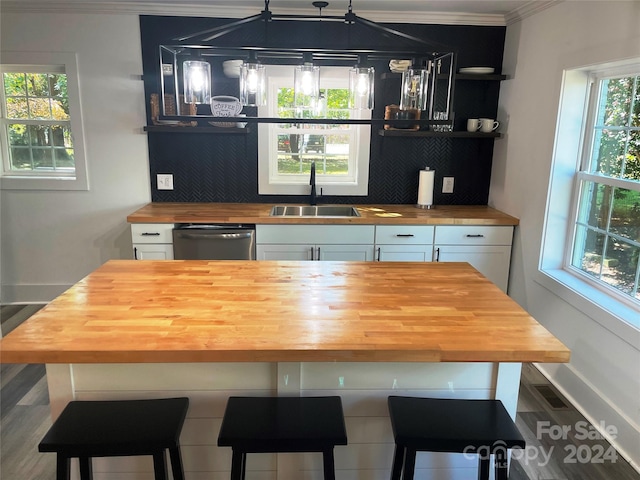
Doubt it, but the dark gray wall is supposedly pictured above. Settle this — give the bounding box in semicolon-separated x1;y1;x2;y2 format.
140;15;505;205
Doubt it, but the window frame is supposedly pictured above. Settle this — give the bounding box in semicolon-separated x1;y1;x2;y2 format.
257;65;371;196
0;51;89;191
539;60;640;336
564;68;640;307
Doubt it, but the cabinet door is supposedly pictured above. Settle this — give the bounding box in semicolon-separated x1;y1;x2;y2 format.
256;244;313;261
317;245;375;261
434;245;511;292
133;244;174;260
377;245;433;262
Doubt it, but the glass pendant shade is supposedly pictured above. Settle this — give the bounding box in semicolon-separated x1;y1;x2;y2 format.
294;63;320;109
183;60;211;104
349;66;375;110
400;68;429;111
240;62;266;106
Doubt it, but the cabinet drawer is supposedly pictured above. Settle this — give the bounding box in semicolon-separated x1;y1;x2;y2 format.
375;225;434;245
256;225;374;245
131;223;174;244
434;226;513;246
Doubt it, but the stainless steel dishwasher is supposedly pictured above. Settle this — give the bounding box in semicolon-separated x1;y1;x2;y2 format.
172;224;256;260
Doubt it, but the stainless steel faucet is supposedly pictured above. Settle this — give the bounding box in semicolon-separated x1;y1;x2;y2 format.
310;161;317;205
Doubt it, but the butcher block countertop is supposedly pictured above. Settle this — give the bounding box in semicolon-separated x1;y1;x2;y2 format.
127;203;519;226
0;260;568;364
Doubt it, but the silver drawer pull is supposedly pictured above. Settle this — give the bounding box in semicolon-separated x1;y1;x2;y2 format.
396;234;415;237
466;234;485;238
141;232;161;236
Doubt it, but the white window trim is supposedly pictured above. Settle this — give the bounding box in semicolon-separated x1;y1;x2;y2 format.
257;65;370;196
0;51;89;191
538;60;640;340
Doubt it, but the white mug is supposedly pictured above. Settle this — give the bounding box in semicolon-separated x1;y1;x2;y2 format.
479;118;499;133
466;118;481;132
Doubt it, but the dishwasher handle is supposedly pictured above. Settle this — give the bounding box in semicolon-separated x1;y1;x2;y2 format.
175;231;254;240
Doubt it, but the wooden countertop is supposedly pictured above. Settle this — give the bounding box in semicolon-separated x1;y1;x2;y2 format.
127;203;519;226
0;260;568;364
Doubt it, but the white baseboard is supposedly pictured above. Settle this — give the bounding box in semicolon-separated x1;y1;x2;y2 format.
1;283;71;304
536;362;640;474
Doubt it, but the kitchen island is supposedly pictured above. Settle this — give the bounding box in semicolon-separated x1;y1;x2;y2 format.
0;260;569;480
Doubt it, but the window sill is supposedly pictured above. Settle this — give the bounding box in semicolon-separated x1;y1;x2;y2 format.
535;268;639;345
1;175;88;191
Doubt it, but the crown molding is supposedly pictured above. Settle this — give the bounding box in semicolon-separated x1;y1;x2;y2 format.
505;0;561;25
0;1;511;26
1;1;562;26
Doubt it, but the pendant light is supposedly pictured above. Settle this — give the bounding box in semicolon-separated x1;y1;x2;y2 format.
399;61;431;111
349;55;375;110
239;52;266;106
294;53;320;110
183;55;211;104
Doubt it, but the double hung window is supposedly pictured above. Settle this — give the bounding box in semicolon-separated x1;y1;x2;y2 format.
258;66;370;195
568;69;640;305
0;52;88;190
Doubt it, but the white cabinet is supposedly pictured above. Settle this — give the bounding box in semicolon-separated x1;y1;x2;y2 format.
374;225;434;262
256;225;375;261
433;226;513;292
131;223;174;260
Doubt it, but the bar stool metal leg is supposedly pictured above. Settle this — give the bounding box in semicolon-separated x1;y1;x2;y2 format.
477;455;490;480
78;457;92;480
230;450;245;480
495;448;508;480
152;451;168;480
169;446;185;480
322;448;336;480
390;444;404;480
402;448;416;480
56;455;70;480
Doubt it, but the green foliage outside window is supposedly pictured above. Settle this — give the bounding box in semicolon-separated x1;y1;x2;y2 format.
276;87;351;175
573;75;640;301
2;72;74;172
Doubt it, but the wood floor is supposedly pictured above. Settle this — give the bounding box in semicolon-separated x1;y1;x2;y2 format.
1;304;638;480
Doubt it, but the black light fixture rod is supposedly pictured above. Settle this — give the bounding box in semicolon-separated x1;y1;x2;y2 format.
352;14;453;51
269;14;345;21
173;13;264;42
202;22;257;42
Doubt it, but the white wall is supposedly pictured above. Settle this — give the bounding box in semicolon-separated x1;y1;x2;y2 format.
0;12;150;303
492;0;640;470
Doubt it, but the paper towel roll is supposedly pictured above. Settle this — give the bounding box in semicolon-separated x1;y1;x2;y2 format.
417;168;435;207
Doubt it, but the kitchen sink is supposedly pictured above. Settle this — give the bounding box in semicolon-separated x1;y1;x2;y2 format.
269;205;360;217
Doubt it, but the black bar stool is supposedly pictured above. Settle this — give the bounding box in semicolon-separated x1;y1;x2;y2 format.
388;396;525;480
38;397;189;480
218;396;348;480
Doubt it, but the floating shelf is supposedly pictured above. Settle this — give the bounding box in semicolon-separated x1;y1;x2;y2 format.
380;72;506;81
378;129;502;138
144;126;251;134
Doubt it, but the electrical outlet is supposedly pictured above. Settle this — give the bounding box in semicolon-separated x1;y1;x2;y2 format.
442;176;454;193
157;174;174;190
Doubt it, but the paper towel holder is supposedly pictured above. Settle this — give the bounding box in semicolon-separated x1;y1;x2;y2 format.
416;167;435;210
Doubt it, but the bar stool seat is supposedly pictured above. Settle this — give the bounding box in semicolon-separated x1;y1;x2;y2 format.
388;396;525;480
38;397;189;480
218;396;347;480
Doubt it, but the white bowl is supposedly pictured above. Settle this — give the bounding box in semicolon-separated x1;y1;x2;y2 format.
223;59;243;78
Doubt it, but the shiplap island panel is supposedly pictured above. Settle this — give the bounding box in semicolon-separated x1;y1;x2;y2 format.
0;260;568;480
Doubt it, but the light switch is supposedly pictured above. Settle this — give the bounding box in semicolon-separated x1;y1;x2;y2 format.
157;174;174;190
442;177;454;193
